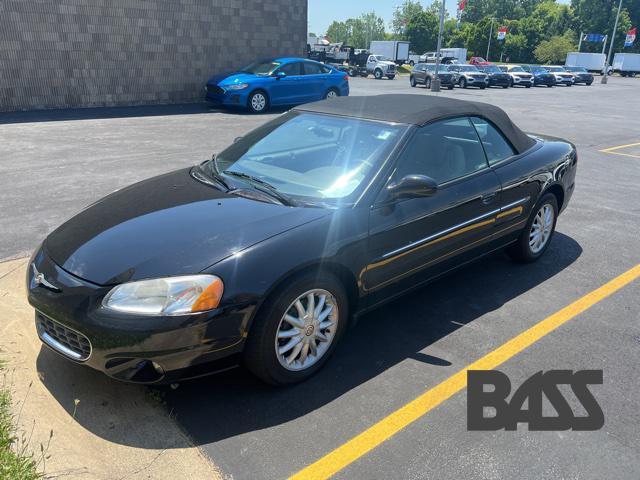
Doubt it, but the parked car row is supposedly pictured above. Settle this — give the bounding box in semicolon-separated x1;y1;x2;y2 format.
409;62;594;90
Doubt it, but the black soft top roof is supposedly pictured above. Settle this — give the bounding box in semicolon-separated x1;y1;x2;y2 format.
294;94;535;153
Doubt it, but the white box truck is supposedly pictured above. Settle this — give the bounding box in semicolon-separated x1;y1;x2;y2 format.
369;41;411;66
440;48;467;64
565;52;606;73
613;53;640;77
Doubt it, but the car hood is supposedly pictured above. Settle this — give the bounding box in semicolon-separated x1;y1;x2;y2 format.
207;72;261;87
44;168;327;285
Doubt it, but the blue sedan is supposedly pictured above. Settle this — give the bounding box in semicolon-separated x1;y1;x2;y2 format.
205;57;349;113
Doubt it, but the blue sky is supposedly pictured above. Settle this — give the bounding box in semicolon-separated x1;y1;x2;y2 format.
308;0;569;36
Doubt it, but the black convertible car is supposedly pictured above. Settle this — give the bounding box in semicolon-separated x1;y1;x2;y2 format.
28;95;577;386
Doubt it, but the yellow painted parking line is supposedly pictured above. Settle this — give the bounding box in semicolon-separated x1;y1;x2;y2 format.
289;263;640;480
599;142;640;158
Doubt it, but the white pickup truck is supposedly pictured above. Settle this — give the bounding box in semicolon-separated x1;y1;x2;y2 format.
365;54;397;80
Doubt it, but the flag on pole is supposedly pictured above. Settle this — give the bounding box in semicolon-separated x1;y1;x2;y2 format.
624;27;636;47
497;26;508;40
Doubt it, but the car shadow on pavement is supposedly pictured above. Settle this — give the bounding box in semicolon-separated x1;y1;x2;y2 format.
35;232;581;449
0;103;289;124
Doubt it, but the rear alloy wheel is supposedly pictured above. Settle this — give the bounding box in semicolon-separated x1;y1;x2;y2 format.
410;76;417;87
248;91;268;113
244;271;348;385
459;77;467;88
425;77;432;89
325;88;339;100
507;193;558;263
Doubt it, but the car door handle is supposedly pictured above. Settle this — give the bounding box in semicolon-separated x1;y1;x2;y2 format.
481;192;498;204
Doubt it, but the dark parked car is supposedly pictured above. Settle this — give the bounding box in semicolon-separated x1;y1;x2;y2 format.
28;95;577;386
563;66;594;85
205;57;349;113
410;63;455;90
521;65;557;87
478;65;511;88
447;64;489;89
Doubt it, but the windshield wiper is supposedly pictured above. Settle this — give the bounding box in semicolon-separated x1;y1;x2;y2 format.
200;157;230;191
222;170;296;206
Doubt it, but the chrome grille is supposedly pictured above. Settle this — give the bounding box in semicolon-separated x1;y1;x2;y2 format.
37;312;91;361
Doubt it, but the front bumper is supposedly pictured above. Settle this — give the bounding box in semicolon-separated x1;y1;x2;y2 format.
27;247;249;384
555;76;573;85
204;84;249;107
534;75;556;86
488;76;511;86
511;76;533;86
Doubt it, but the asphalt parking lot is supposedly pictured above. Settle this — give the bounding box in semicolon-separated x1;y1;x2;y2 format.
1;76;639;479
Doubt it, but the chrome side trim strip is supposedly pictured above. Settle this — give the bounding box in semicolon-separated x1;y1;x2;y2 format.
382;207;500;259
500;196;530;211
40;331;84;361
380;197;530;260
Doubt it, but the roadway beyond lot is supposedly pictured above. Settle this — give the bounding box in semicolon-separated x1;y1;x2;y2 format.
1;77;639;480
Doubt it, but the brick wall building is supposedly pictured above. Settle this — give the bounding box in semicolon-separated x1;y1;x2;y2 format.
0;0;307;111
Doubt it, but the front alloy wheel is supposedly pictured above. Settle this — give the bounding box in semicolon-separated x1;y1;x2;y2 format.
275;290;338;371
248;91;268;113
425;77;432;89
244;271;347;385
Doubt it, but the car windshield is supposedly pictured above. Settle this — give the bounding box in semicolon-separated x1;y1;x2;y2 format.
211;113;405;202
567;66;587;72
509;66;525;72
373;55;389;61
545;66;564;72
459;65;479;72
483;65;501;73
238;60;281;76
531;66;547;73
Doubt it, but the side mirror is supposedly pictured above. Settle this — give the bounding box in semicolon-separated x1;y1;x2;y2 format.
274;71;287;79
233;136;243;143
386;175;438;200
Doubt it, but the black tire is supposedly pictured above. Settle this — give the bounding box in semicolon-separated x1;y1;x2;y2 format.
374;69;383;79
410;75;417;87
247;90;269;113
459;77;467;88
525;84;531;88
502;84;509;89
547;84;553;88
510;78;514;87
324;88;339;100
586;81;593;86
387;75;395;80
448;85;454;90
425;77;432;89
243;271;349;385
566;82;572;87
507;193;558;263
479;84;486;89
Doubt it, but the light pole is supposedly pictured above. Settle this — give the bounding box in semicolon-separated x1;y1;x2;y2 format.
486;18;495;60
602;0;623;84
431;0;447;92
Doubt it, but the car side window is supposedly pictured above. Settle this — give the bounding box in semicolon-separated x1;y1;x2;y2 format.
303;62;323;75
321;65;332;74
392;117;489;185
278;62;303;76
469;117;516;165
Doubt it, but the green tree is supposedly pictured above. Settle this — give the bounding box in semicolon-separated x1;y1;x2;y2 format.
325;12;386;49
391;0;424;38
535;31;577;63
406;10;440;53
326;21;349;44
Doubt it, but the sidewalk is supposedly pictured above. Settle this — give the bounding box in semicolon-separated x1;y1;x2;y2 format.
0;258;220;480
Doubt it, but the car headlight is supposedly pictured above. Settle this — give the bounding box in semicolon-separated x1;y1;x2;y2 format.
227;83;249;90
102;275;224;315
